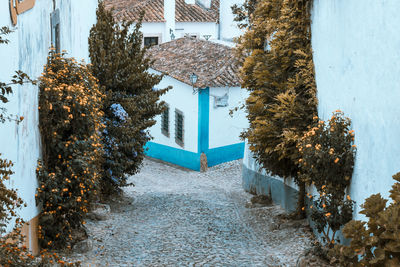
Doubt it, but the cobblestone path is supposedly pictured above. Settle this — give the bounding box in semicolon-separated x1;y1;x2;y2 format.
65;158;316;266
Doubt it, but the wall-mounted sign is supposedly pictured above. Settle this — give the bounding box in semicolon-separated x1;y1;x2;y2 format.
214;93;229;108
9;0;36;25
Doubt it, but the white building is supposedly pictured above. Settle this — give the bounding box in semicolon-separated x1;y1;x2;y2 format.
242;0;400;235
0;0;97;254
104;0;244;45
146;37;248;171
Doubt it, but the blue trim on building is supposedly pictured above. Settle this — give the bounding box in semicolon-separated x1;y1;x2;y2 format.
144;142;200;171
207;143;245;167
145;86;245;171
198;87;209;153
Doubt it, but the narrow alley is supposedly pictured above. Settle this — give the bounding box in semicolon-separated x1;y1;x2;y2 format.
64;159;321;266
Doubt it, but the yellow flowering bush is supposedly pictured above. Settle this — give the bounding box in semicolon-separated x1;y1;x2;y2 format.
298;111;356;246
36;50;105;249
299;111;356;193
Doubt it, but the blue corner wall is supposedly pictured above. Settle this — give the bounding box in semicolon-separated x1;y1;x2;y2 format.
144;142;201;171
145;87;245;171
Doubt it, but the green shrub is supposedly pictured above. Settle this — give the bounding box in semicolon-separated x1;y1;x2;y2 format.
298;111;356;246
233;0;317;216
36;50;104;249
330;172;400;266
89;2;169;195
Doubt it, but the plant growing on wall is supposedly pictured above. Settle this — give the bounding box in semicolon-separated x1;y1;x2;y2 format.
330;172;400;266
88;2;169;195
0;158;75;266
298;111;356;246
233;0;317;216
0;27;75;266
36;50;104;249
0;26;36;123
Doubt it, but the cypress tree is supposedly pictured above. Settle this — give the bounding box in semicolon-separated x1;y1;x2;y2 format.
89;2;169;195
234;0;317;216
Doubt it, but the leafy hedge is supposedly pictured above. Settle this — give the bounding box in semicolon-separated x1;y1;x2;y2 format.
330;172;400;266
36;50;104;249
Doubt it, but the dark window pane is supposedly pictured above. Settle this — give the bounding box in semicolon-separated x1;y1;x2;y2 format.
144;37;159;47
161;106;169;137
175;110;184;146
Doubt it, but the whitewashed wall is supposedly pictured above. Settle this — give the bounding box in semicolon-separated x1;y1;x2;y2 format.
139;22;217;43
175;22;218;40
219;0;244;41
311;0;400;219
0;0;97;229
148;70;199;153
141;23;165;42
208;87;248;149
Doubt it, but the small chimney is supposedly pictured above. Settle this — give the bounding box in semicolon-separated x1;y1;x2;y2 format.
164;0;176;42
185;0;196;4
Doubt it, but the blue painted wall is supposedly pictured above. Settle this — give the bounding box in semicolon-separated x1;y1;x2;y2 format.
145;86;245;171
207;143;245;167
145;142;201;171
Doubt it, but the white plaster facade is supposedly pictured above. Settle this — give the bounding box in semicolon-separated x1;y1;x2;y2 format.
0;0;97;252
175;22;218;40
140;0;244;43
148;69;199;153
219;0;245;41
311;0;400;220
243;0;400;223
208;86;248;149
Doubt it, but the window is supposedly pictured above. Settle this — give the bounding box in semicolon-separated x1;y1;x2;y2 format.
50;9;61;53
175;109;184;147
161;105;169;137
144;36;159;47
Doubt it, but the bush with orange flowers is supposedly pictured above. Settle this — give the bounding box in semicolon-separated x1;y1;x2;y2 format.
298;111;356;246
36;50;105;249
1;27;76;266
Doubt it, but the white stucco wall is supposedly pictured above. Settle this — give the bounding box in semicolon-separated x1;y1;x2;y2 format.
148;70;199;153
208;87;248;149
141;22;165;42
242;142;299;191
0;0;97;228
311;0;400;219
219;0;244;41
140;22;217;43
175;22;218;40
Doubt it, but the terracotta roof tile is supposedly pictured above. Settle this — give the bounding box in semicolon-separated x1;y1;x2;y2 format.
147;37;240;88
104;0;219;23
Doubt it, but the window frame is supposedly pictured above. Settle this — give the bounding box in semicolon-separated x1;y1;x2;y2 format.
161;104;170;137
143;33;162;47
174;109;184;147
144;36;159;47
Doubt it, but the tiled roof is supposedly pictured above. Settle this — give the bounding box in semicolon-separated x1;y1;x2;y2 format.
147;37;240;88
104;0;219;23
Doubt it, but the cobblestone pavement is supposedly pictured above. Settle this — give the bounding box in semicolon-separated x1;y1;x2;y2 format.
64;158;319;266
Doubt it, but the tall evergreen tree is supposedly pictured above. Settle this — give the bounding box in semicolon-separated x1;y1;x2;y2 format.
234;0;317;216
89;2;169;195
